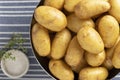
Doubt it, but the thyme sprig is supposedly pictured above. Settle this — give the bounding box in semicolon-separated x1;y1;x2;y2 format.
0;34;27;60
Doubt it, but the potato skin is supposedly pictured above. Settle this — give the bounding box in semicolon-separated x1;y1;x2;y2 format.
32;23;50;56
74;0;110;19
79;67;108;80
109;0;120;23
112;40;120;69
64;0;81;12
65;36;84;66
85;50;106;67
67;14;95;33
103;37;120;70
51;29;71;59
44;0;64;10
49;59;74;80
77;26;104;54
71;56;88;73
34;6;67;32
98;15;119;48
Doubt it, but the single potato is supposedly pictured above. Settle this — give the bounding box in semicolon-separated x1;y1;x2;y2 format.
77;26;104;54
71;56;88;73
44;0;64;10
65;36;84;68
98;15;119;48
34;6;67;32
85;50;106;67
64;0;81;12
51;29;71;59
109;0;120;23
32;23;50;56
112;40;120;69
79;67;108;80
67;14;95;33
74;0;110;19
103;36;120;70
49;59;74;80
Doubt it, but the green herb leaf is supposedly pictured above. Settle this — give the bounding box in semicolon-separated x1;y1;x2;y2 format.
0;34;27;60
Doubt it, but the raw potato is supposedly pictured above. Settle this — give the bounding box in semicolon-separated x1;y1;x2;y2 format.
79;67;108;80
109;0;120;23
98;15;119;48
51;29;71;59
95;12;109;30
103;36;120;70
77;26;104;54
49;59;74;80
34;6;67;32
32;23;50;56
85;50;106;67
67;14;95;33
64;0;81;12
65;36;84;70
112;40;120;69
74;0;110;19
71;56;88;73
103;48;114;70
44;0;64;10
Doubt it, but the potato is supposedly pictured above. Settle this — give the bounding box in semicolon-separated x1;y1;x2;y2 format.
71;56;88;73
98;15;119;48
67;14;95;33
95;12;109;30
44;0;64;10
109;0;120;23
32;23;50;56
49;59;74;80
79;67;108;80
112;40;120;69
65;36;84;68
77;26;104;54
51;29;71;59
74;0;110;19
103;36;120;70
85;50;106;67
103;48;114;70
103;58;113;70
34;6;67;32
64;0;81;12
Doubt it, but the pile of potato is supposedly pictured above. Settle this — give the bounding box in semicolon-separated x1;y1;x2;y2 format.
31;0;120;80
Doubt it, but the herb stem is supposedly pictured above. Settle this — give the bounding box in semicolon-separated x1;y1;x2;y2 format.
0;34;27;60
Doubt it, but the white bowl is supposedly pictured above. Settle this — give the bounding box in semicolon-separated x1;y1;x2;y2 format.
1;49;29;79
